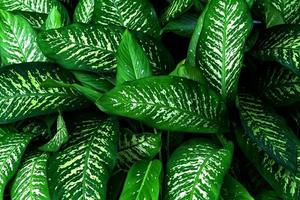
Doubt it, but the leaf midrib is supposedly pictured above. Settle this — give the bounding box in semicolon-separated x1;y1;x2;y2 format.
135;161;153;200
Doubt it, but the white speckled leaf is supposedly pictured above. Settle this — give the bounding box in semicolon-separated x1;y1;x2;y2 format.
0;10;47;65
11;153;50;200
92;0;160;38
165;139;233;200
253;25;300;76
98;76;227;133
119;160;162;200
118;132;161;170
0;130;32;199
161;0;193;24
235;128;300;200
47;116;119;199
73;0;94;23
238;93;298;172
196;0;252;100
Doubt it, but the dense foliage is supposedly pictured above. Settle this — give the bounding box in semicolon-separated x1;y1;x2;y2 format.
0;0;299;199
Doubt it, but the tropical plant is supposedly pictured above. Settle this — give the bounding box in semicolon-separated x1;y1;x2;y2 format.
0;0;299;199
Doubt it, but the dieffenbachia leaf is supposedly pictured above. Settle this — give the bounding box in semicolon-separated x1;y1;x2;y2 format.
10;153;50;200
235;128;300;200
161;0;193;25
165;139;233;200
254;0;300;27
196;0;252;101
0;62;88;123
73;0;94;23
0;9;47;65
116;30;152;85
19;119;51;139
237;93;298;172
0;130;32;199
253;25;300;76
259;65;300;106
220;175;254;200
119;160;162;200
39;114;68;152
43;6;63;30
48;116;119;199
118;132;161;169
256;190;281;200
73;71;115;93
37;24;173;74
92;0;161;38
0;0;70;29
98;76;226;133
162;13;197;37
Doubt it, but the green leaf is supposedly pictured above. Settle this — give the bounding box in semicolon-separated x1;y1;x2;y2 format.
73;0;94;23
116;30;152;85
196;0;252;101
235;128;300;200
119;160;162;200
165;139;233;200
92;0;161;38
98;76;226;133
256;190;281;200
39;114;68;152
48;116;119;199
161;0;193;24
162;13;197;37
0;9;47;65
254;0;300;27
44;6;63;30
237;92;298;172
259;65;300;106
118;132;161;169
37;24;172;74
0;130;32;199
0;62;88;124
220;175;254;200
11;153;50;200
253;25;300;76
13;11;48;29
73;71;114;92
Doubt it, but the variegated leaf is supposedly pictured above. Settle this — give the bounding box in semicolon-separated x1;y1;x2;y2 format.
196;0;252;100
39;114;68;152
19;119;51;139
0;130;32;199
119;160;162;200
254;0;300;27
118;132;161;169
0;0;70;29
237;93;298;172
253;25;300;76
37;24;173;74
0;62;88;123
11;153;50;200
44;6;63;30
48;116;119;199
98;76;226;133
161;0;193;24
0;10;47;65
235;128;300;200
73;0;94;23
220;175;254;200
92;0;160;38
165;139;233;200
259;65;300;106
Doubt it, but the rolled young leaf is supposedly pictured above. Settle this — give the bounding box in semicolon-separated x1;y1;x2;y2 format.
98;76;227;133
119;160;162;200
165;139;234;200
116;30;152;85
237;93;298;172
48;116;119;199
0;9;47;65
253;25;300;76
0;62;89;123
10;153;50;200
196;0;252;101
43;6;63;30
